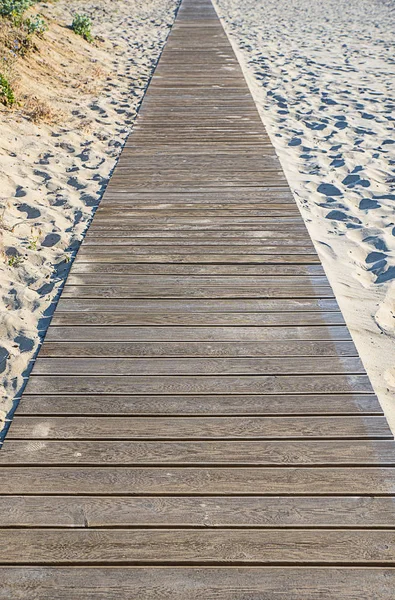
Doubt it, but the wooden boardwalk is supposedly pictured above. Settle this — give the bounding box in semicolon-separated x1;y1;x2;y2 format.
1;0;395;596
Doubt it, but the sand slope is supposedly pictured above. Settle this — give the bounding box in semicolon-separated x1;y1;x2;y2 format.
0;0;179;430
213;0;395;428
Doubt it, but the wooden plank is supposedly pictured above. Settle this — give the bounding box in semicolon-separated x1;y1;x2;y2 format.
44;326;352;342
65;275;326;286
55;296;335;310
99;187;294;196
68;264;327;275
2;440;392;465
1;467;394;495
98;190;296;202
83;234;309;244
87;217;304;227
115;152;279;162
87;218;303;227
72;254;322;264
24;374;372;395
75;248;319;257
0;567;394;599
60;285;334;299
17;394;382;416
49;312;346;327
38;340;357;358
3;496;395;527
31;357;365;376
107;180;291;190
1;528;395;564
8;416;392;440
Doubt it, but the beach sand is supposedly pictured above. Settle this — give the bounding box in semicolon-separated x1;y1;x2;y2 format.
213;0;395;429
0;0;179;431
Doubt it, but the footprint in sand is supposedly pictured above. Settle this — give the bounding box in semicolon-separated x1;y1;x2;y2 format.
15;186;27;198
17;204;41;219
41;233;61;248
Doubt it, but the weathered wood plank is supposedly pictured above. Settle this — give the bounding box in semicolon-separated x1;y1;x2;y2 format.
1;467;394;495
72;254;322;264
24;374;372;395
2;440;392;465
3;496;395;527
38;340;356;358
68;264;327;275
17;394;382;416
97;190;296;203
60;286;334;299
87;217;305;227
66;275;326;286
1;529;395;564
87;210;303;218
55;296;335;311
32;357;364;376
1;567;394;599
83;235;311;244
44;326;352;342
49;312;345;327
8;416;391;440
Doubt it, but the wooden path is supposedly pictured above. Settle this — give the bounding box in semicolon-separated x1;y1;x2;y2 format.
1;0;395;596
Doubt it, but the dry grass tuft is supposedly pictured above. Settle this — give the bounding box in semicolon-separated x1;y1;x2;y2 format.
22;94;63;123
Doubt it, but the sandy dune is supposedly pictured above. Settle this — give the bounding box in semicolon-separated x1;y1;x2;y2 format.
214;0;395;428
0;0;179;430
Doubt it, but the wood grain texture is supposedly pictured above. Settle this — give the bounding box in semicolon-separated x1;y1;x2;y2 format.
31;357;365;376
38;340;356;357
8;416;391;440
68;263;326;274
1;467;395;495
17;394;382;416
72;254;322;265
24;374;373;395
1;528;395;564
2;440;394;465
3;495;395;527
47;312;347;326
44;326;352;342
60;285;334;299
1;567;394;599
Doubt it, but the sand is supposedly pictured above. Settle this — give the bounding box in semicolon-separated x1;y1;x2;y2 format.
0;0;179;432
213;0;395;429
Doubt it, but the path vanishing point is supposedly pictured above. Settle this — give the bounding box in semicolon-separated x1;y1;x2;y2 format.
1;0;395;597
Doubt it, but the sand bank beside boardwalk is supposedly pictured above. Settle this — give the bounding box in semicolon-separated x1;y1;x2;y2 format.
214;0;395;429
0;0;179;430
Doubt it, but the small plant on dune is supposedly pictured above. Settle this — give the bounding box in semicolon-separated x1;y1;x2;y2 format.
27;228;41;250
71;13;93;42
0;72;15;105
23;95;59;123
0;0;33;19
7;31;35;56
7;254;24;267
24;14;47;36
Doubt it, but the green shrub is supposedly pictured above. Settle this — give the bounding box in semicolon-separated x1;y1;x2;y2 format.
7;254;24;267
6;29;36;56
24;14;47;36
0;73;15;106
71;13;93;42
0;0;33;18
